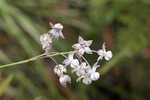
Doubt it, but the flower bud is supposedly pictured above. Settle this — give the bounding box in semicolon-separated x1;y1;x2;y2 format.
59;75;71;86
40;33;52;52
54;64;66;76
49;23;64;39
82;77;92;85
90;72;100;81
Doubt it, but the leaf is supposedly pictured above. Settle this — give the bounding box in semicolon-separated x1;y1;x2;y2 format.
0;74;14;96
0;50;11;63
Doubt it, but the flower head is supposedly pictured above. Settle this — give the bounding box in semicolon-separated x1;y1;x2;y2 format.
90;72;100;81
74;62;92;84
63;53;74;66
89;62;100;81
97;43;112;61
48;22;64;39
54;64;66;76
63;53;80;68
72;36;93;56
40;33;52;52
72;62;88;76
76;62;100;84
82;76;92;85
39;22;113;86
59;74;71;86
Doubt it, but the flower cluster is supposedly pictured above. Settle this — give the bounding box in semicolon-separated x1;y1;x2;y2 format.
40;22;64;53
72;36;93;56
40;22;113;86
54;64;71;86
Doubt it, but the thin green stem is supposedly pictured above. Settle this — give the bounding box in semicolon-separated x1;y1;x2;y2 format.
81;56;91;67
0;51;76;69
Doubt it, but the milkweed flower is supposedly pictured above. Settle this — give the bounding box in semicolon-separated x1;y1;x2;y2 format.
59;74;71;86
75;63;91;84
74;62;88;76
63;53;74;66
90;72;100;81
97;43;112;61
48;22;64;39
90;63;100;81
72;36;93;56
63;53;79;68
76;62;100;85
40;33;52;52
54;64;67;76
39;22;113;86
76;71;92;85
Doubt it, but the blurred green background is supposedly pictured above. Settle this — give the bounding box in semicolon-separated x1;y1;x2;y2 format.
0;0;150;100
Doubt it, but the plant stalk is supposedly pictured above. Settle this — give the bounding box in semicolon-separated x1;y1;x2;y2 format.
0;51;76;69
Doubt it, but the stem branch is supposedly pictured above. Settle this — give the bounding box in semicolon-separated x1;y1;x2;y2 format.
0;51;76;69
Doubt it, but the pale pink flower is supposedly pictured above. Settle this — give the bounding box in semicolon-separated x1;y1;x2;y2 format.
48;22;64;39
72;62;88;76
63;53;79;68
59;74;71;86
89;63;100;81
40;33;52;52
82;76;92;85
76;63;100;84
54;64;66;76
97;43;112;61
72;36;93;56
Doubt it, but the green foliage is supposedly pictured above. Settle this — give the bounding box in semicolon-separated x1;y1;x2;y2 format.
0;74;13;96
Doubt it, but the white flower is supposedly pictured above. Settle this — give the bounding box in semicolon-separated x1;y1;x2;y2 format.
48;22;64;39
63;53;74;66
40;33;52;52
82;63;100;82
75;62;92;85
63;53;79;68
59;74;71;86
82;76;92;85
90;62;100;81
75;67;86;77
54;64;66;76
76;72;92;85
73;62;88;76
70;59;79;68
75;62;101;84
90;72;100;81
97;43;112;61
72;36;93;56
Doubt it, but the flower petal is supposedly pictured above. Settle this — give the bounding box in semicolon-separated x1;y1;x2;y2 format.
68;53;74;60
97;49;105;57
54;23;63;29
104;51;112;61
78;36;84;43
59;31;64;39
63;59;70;66
70;59;79;68
82;77;92;85
84;47;92;54
90;72;100;81
72;43;81;49
78;48;85;56
85;40;93;47
59;75;71;86
49;22;54;28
